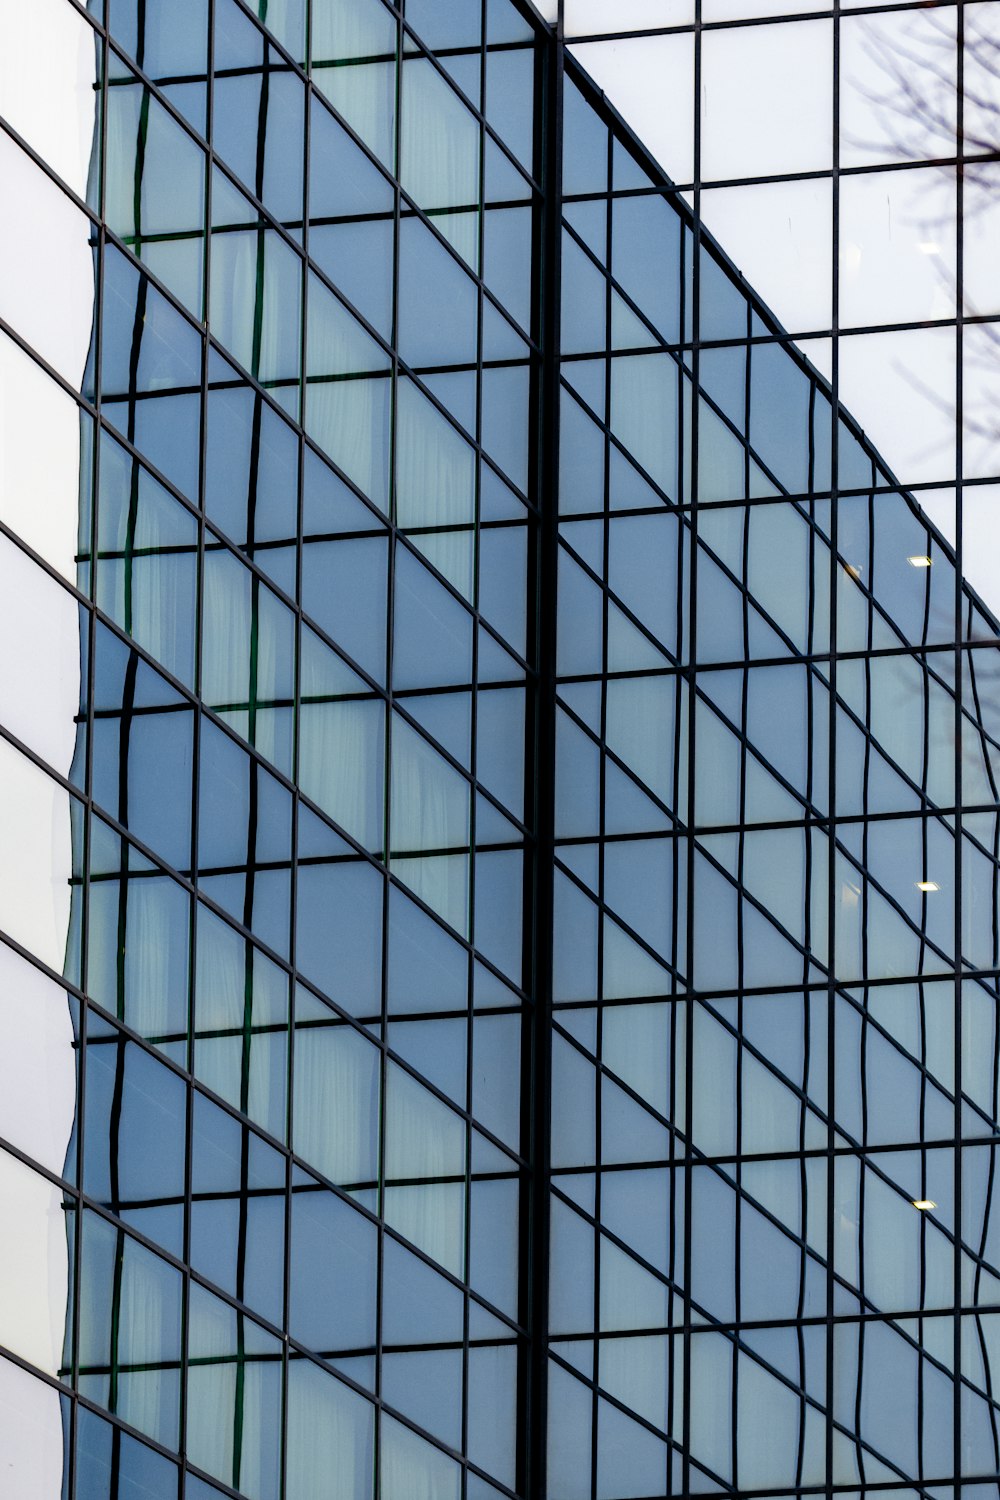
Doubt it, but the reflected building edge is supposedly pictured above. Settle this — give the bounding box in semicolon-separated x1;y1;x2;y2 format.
0;1;997;1498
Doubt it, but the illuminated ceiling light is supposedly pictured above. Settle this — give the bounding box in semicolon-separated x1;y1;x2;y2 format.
916;881;939;892
918;242;941;255
907;554;932;568
913;1199;937;1211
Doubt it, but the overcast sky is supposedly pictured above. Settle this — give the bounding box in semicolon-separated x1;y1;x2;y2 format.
534;1;1000;613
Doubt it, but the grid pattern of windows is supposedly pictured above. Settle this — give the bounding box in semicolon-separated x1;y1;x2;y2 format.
2;3;1000;1500
547;36;1000;1500
0;0;544;1496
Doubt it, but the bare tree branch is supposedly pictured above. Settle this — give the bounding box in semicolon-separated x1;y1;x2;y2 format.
851;8;1000;455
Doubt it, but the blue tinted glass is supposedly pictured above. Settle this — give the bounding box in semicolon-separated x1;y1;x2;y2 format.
562;78;608;197
310;218;394;339
309;95;394;219
302;534;388;684
295;849;384;1015
290;1175;377;1352
405;0;480;49
84;1032;186;1254
393;545;473;691
398;216;478;369
90;623;195;870
101;248;203;501
485;48;534;170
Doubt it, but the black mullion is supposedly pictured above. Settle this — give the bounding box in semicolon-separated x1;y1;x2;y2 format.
588;115;613;1500
279;4;309;1485
826;0;842;1487
730;285;755;1492
373;20;402;1495
799;358;817;1495
523;4;562;1496
681;0;702;1491
180;0;213;1475
69;628;93;1493
563;0;959;48
667;201;687;1464
460;7;489;1492
953;0;967;1483
563;147;978;201
916;614;934;1456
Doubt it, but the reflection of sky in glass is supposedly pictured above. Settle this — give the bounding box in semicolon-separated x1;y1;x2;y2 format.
534;0;1000;613
4;0;1000;1492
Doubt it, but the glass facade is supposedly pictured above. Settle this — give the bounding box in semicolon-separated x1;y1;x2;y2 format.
0;2;998;1498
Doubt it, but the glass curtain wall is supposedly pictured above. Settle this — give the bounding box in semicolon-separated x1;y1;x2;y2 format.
0;0;542;1497
3;3;1000;1500
548;40;1000;1500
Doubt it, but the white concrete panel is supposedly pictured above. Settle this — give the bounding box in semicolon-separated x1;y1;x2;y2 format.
0;334;84;584
0;535;80;777
0;1355;66;1500
0;1149;69;1377
0;130;94;389
0;943;76;1180
0;0;97;198
0;737;73;977
0;0;89;1465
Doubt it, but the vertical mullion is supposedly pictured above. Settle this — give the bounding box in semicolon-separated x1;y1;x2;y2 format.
463;6;490;1494
525;3;563;1496
181;0;214;1481
279;0;309;1488
827;1;842;1491
373;14;404;1499
589;117;614;1500
682;1;703;1494
954;0;966;1486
